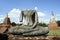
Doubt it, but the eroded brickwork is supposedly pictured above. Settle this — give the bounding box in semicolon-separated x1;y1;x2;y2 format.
0;17;11;27
48;22;59;30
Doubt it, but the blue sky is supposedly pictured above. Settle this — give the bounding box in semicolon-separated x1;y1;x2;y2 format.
0;0;60;24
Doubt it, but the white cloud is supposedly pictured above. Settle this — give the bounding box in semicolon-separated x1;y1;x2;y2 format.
0;15;5;23
0;18;3;23
37;12;46;17
43;19;50;24
34;7;46;17
8;8;21;23
55;14;60;21
0;8;49;24
38;17;50;24
8;8;46;23
56;17;60;21
56;14;60;17
8;8;21;18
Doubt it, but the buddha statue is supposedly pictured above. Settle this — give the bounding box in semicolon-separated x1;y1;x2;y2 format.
8;9;49;36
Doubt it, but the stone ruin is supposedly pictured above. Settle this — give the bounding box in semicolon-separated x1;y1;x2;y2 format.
8;9;49;36
0;13;16;33
0;10;60;40
48;11;59;30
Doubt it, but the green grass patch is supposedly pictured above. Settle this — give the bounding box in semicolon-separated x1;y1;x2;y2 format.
48;30;60;35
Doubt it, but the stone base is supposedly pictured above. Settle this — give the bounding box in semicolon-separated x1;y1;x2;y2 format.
8;35;60;40
9;37;48;40
0;34;60;40
48;22;59;30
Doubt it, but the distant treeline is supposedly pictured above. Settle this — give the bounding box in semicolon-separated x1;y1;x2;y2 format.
16;23;48;27
37;23;48;27
16;20;60;27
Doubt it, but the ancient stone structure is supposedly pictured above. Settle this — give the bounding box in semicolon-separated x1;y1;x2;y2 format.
0;13;16;33
0;13;11;27
48;11;59;30
8;9;49;36
0;13;16;27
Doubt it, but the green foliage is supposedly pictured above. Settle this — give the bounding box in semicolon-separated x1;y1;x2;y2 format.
16;24;22;26
38;23;48;27
57;20;60;27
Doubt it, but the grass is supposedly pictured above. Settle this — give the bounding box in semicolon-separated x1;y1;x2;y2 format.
48;30;60;35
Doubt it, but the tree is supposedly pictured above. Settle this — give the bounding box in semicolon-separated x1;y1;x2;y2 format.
42;23;48;27
57;20;60;27
38;23;48;27
16;24;22;26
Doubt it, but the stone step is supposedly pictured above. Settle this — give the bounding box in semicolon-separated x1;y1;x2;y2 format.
8;35;60;40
